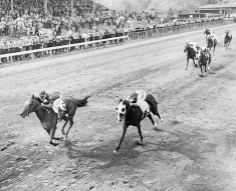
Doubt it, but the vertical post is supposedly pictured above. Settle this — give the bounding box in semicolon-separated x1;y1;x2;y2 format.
44;0;47;15
71;0;74;16
11;0;14;12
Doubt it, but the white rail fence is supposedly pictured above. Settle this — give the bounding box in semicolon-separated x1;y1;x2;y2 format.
0;36;128;63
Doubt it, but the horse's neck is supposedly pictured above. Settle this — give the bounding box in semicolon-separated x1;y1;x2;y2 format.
187;48;195;56
126;105;143;121
35;108;47;123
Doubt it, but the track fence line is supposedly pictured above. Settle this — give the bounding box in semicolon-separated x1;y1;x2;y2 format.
0;19;234;64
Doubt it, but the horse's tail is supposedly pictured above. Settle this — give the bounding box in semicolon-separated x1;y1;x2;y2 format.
76;96;91;107
145;94;158;113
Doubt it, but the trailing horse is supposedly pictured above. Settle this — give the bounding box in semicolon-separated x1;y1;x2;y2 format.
198;48;212;76
224;32;232;50
206;35;217;54
184;43;199;70
114;94;162;153
20;95;90;145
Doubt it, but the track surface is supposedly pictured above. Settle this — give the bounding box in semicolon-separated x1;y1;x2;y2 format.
1;24;236;191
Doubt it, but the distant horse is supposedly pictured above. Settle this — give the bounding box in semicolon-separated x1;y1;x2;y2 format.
114;94;163;153
224;32;232;50
198;48;212;76
184;43;199;70
206;35;217;53
20;95;90;145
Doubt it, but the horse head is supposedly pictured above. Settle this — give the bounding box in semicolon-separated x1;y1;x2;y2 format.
20;95;41;118
115;99;130;123
199;48;209;61
204;29;211;35
184;43;190;53
206;36;212;48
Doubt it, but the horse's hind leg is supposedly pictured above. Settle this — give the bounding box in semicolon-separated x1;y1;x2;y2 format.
136;125;143;145
113;125;128;153
213;44;216;54
147;113;159;129
151;104;163;122
61;117;69;139
65;117;74;140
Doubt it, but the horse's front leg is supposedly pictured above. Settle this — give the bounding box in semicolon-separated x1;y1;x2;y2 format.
49;126;59;146
193;58;198;67
200;65;204;76
136;125;144;145
185;57;189;70
113;124;128;153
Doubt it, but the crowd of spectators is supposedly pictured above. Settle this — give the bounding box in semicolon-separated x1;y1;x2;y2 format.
0;0;228;63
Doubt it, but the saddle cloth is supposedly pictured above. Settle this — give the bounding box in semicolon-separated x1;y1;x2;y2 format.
127;90;150;114
52;96;66;114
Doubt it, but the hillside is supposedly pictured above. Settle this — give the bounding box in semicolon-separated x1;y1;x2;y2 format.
94;0;236;12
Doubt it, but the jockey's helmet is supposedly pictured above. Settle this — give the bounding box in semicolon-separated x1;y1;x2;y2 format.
128;92;138;103
39;90;46;99
203;47;208;52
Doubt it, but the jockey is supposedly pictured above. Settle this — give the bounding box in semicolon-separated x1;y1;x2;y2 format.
187;41;200;53
187;42;201;59
224;30;232;46
39;90;66;118
209;31;217;41
126;90;150;117
201;47;210;60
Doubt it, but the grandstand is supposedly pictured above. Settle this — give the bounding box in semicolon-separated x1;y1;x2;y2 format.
0;0;232;65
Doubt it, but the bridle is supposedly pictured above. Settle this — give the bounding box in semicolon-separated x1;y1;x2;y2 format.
24;99;42;116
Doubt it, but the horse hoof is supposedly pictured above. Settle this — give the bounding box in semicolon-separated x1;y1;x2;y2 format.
50;142;59;146
153;126;159;131
135;140;144;145
53;137;62;141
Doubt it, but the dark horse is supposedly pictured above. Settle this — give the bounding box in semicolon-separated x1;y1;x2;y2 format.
184;43;199;70
206;35;217;54
198;48;212;76
20;95;90;145
114;94;163;153
224;32;232;50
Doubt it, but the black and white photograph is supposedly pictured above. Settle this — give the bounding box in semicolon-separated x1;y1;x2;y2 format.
0;0;236;190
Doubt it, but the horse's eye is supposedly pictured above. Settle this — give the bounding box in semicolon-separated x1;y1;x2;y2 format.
122;108;125;112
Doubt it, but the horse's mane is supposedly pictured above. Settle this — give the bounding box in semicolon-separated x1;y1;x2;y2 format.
32;95;42;103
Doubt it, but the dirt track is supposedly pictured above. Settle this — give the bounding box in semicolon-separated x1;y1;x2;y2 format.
1;24;236;191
